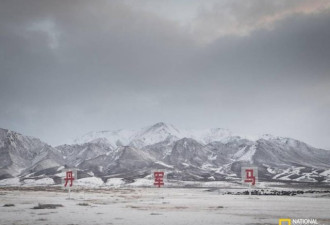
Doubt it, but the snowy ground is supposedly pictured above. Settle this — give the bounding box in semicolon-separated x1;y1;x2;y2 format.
1;187;330;225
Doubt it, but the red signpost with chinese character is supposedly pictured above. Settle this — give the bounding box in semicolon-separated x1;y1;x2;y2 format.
62;169;77;199
241;167;258;196
244;169;256;185
153;171;165;188
64;171;75;187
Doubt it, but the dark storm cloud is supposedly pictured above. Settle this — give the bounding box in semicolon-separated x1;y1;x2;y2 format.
0;0;329;149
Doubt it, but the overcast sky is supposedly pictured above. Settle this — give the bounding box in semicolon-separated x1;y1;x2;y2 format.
0;0;329;149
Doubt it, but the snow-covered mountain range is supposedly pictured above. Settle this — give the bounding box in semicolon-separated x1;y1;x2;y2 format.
73;122;235;148
1;122;330;184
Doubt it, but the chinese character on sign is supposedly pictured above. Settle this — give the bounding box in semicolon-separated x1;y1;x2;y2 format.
153;171;164;188
244;169;255;185
64;171;75;187
241;167;258;186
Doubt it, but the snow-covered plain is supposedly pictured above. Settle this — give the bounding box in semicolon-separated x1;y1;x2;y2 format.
0;187;330;225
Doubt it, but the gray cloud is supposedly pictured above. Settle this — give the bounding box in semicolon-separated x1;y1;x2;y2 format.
0;0;329;149
189;0;330;43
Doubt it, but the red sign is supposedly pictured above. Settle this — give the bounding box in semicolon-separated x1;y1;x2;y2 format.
153;171;164;188
64;171;75;187
244;169;256;185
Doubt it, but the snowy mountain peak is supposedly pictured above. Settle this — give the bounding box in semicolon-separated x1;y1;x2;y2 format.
127;122;180;148
73;123;238;148
73;129;137;146
260;134;280;140
143;122;180;134
186;127;233;144
148;122;168;129
258;134;305;148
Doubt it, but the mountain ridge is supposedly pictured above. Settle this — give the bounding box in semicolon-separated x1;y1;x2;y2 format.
0;124;330;184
